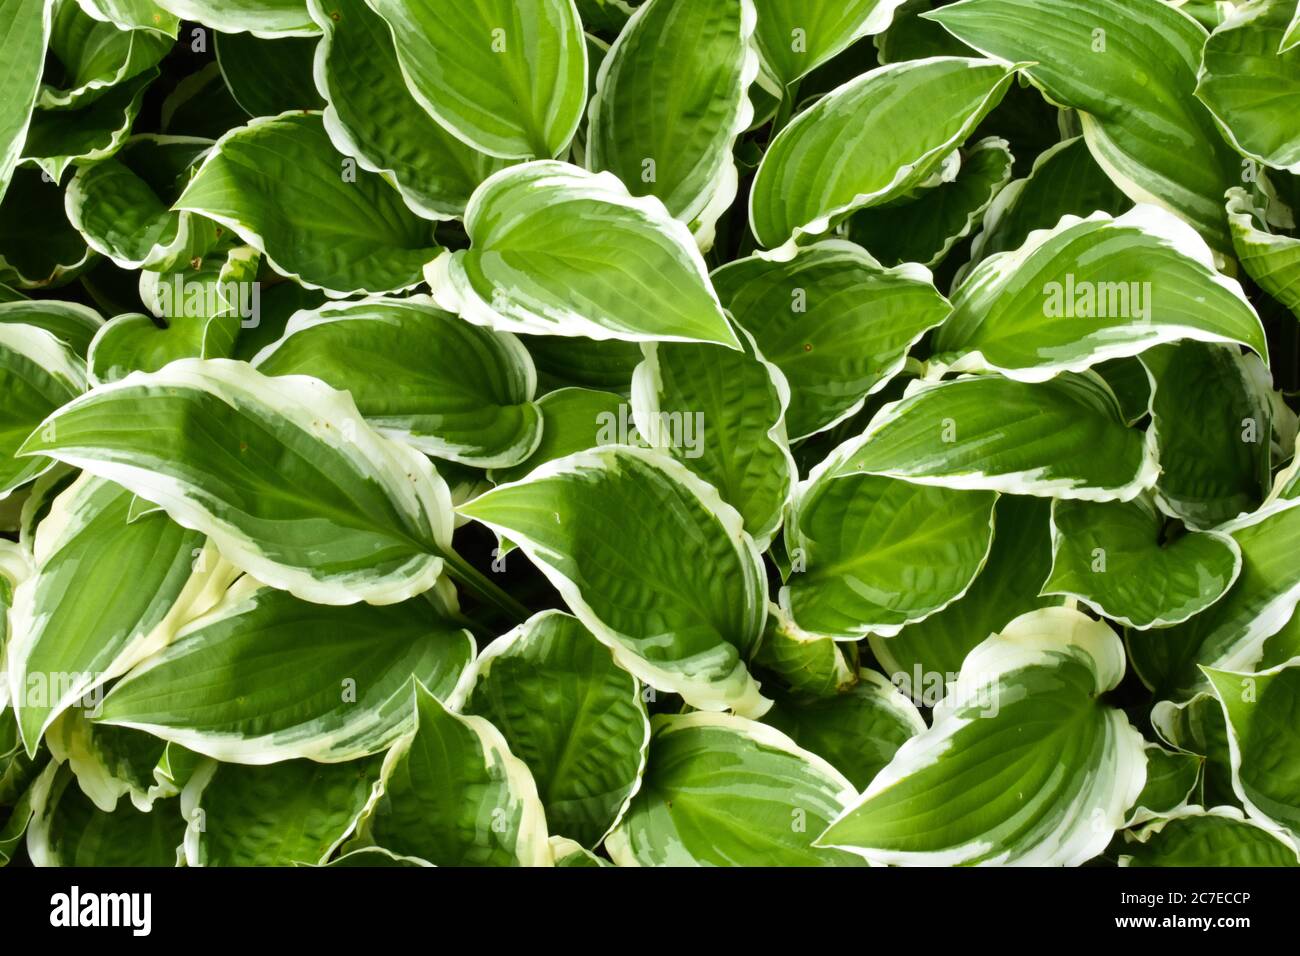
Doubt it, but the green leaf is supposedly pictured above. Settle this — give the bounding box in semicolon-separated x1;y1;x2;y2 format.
428;160;740;348
819;607;1147;865
838;372;1159;501
308;0;510;221
711;240;951;440
45;712;170;812
464;610;649;848
66;135;219;272
1226;186;1300;321
151;0;318;36
751;603;856;698
587;0;758;233
926;0;1242;254
98;578;473;763
215;30;323;118
847;136;1013;268
1043;494;1242;629
0;299;102;354
605;712;866;866
523;332;641;393
0;322;86;498
41;0;170;110
631;329;794;548
1121;806;1300;867
490;387;625;485
22;67;156;183
0;168;95;289
0;0;51;204
26;763;185;866
749;57;1015;248
963;135;1130;273
1196;0;1300;174
1151;692;1238;807
173;112;441;295
869;494;1058;701
753;0;904;89
76;0;180;36
1127;744;1201;825
784;462;996;639
1205;658;1300;840
253;297;541;468
181;755;382;866
459;446;770;715
933;206;1268;381
355;682;551;866
88;312;231;385
1141;340;1273;528
19;358;455;605
762;669;925;790
366;0;587;160
1128;499;1300;697
7;473;235;753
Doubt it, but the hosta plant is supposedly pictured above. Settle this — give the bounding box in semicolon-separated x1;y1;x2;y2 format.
1;0;1300;869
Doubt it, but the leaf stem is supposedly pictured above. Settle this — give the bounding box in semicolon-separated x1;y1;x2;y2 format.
439;548;530;626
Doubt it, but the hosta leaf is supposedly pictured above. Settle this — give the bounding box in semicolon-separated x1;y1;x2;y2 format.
463;610;649;848
875;0;973;63
87;312;235;385
65;135;219;272
309;0;510;221
587;0;758;230
749;57;1015;248
752;604;856;698
459;446;769;715
819;607;1147;865
150;0;318;36
1129;499;1300;696
1127;744;1201;825
869;495;1057;702
604;713;865;866
181;755;381;866
839;372;1159;501
1043;495;1242;629
428;161;739;347
173;112;440;296
0;299;102;355
964;136;1130;272
0;0;51;203
355;682;551;866
1205;658;1300;840
523;333;641;393
490;387;624;485
632;329;794;548
160;62;248;138
215;31;323;118
19;358;455;605
1151;692;1240;807
927;0;1242;254
1285;2;1300;51
784;464;996;639
253;297;541;468
7;473;235;753
0;169;94;289
1120;806;1300;867
45;713;169;812
1226;186;1300;320
762;670;925;790
847;136;1013;268
933;206;1268;381
1141;340;1272;528
366;0;587;160
1196;0;1300;174
41;0;169;110
77;0;180;36
0;322;86;497
752;0;905;89
24;67;156;184
26;763;185;866
575;0;636;36
711;240;951;440
98;578;473;763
